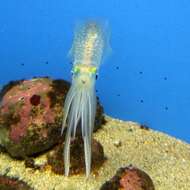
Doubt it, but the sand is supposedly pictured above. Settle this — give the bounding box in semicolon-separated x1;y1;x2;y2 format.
0;115;190;190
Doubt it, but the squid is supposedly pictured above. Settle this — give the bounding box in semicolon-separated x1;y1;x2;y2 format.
61;21;109;177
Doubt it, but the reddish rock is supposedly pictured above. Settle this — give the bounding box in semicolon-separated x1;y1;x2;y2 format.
47;137;105;175
0;77;105;158
100;165;155;190
0;175;33;190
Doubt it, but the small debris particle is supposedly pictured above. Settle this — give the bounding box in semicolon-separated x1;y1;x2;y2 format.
113;140;122;147
140;124;150;130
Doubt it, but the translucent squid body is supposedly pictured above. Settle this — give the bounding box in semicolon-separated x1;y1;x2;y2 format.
61;21;109;177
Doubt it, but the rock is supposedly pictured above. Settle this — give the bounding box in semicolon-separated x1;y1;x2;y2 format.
100;165;155;190
0;175;33;190
47;137;105;175
0;77;105;158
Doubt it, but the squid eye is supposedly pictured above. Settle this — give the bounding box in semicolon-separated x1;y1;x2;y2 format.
72;66;80;74
89;66;97;74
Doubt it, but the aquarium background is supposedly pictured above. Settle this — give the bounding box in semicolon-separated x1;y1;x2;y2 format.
0;0;190;142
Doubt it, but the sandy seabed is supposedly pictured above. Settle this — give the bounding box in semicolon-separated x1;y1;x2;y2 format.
0;115;190;190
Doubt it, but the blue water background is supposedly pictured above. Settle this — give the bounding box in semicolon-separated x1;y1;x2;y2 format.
0;1;190;142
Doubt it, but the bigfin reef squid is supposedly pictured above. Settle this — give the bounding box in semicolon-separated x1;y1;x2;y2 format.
61;21;110;177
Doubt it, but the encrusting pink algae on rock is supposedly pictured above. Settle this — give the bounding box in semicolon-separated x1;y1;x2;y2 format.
0;77;105;159
100;165;155;190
